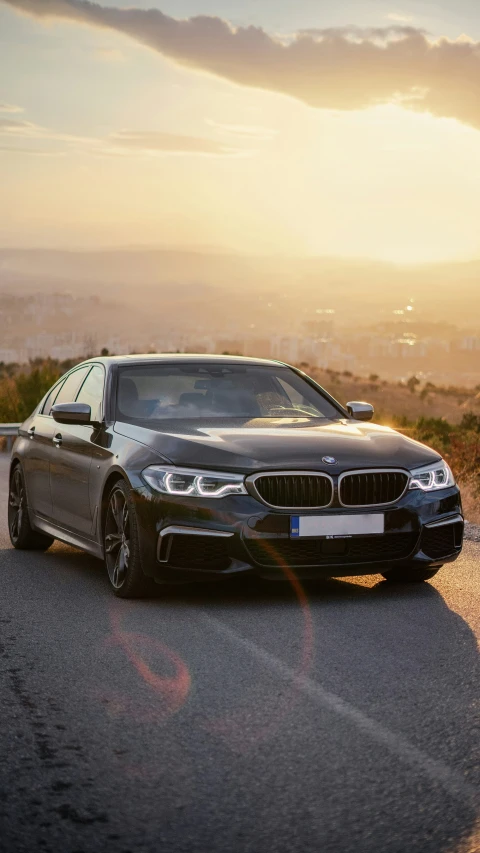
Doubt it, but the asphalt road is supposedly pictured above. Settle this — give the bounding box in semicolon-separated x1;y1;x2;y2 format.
0;454;479;853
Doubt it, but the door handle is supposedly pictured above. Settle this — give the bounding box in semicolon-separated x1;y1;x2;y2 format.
53;434;63;447
27;427;35;439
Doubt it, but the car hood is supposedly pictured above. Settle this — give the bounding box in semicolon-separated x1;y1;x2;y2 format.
114;418;440;473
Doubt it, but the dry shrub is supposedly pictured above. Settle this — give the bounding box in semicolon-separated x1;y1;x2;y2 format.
444;433;480;483
458;479;480;525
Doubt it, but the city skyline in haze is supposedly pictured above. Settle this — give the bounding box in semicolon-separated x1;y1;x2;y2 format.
2;0;480;262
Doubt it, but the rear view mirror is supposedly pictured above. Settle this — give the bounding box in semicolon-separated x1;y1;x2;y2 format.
51;402;92;425
346;401;374;421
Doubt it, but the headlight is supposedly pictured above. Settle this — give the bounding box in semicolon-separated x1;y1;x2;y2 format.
409;460;455;491
142;466;247;498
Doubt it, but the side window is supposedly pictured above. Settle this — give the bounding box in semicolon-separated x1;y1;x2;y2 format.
42;379;65;416
76;366;105;422
53;367;91;408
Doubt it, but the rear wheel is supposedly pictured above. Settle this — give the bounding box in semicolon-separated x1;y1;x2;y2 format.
8;465;54;551
104;479;153;598
381;566;441;583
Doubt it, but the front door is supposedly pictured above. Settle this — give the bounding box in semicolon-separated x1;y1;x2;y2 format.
49;363;106;537
49;423;96;536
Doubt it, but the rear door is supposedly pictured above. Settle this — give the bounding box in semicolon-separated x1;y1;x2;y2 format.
22;377;66;521
49;364;105;536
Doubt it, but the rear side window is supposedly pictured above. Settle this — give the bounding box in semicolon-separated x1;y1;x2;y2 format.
41;380;65;416
53;367;91;408
76;365;105;422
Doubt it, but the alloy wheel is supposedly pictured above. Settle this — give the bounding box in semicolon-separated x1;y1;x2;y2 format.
9;468;24;544
105;488;131;589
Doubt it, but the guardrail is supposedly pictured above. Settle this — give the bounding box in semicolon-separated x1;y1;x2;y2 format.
0;424;21;453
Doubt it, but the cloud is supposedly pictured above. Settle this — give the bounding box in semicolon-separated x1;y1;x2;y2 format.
95;46;125;62
387;13;414;24
205;119;277;140
0;113;241;157
0;102;24;113
0;116;96;144
108;130;237;155
0;144;65;156
0;117;39;133
3;0;480;131
298;25;422;41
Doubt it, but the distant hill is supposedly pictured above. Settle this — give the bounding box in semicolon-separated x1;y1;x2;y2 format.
1;247;479;328
311;368;480;425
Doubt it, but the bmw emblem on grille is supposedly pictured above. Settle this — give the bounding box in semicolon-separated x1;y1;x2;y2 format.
322;456;337;465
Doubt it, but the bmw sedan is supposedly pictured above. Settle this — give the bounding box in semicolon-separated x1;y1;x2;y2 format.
8;355;464;597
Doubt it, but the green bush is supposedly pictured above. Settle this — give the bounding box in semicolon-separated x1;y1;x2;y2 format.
0;358;80;422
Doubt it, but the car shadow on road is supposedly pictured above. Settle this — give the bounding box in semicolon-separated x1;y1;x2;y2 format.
142;566;480;853
12;538;461;608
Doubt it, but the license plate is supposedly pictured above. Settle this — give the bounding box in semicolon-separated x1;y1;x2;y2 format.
290;514;385;538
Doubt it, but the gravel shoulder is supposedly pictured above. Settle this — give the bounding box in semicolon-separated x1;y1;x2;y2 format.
464;522;480;542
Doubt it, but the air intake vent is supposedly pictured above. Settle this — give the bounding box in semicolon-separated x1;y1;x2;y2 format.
159;533;231;571
421;522;463;559
245;533;417;567
252;474;333;509
339;471;408;507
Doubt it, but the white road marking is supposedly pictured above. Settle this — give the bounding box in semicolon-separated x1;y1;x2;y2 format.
201;612;477;807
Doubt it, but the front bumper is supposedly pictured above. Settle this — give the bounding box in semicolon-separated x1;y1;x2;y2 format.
132;485;464;583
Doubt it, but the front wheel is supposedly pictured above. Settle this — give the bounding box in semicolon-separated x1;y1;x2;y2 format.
381;566;441;584
8;464;54;551
104;480;153;598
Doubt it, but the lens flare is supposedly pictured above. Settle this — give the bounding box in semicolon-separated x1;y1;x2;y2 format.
101;607;191;722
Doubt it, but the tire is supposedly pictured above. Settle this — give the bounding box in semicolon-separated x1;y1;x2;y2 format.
381;566;441;583
104;479;153;598
8;464;54;551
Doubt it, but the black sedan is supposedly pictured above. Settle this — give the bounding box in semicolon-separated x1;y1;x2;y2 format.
8;355;464;597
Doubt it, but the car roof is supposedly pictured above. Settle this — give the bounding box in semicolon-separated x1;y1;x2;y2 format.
77;353;288;369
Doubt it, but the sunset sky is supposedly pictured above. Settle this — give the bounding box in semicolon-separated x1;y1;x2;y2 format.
1;0;480;261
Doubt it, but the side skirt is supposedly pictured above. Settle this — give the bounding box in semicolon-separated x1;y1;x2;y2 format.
31;514;104;559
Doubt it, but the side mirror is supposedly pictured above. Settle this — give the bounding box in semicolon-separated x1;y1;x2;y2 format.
51;402;92;425
346;401;374;422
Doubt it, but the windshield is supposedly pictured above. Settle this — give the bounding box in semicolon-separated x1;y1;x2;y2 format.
115;363;342;422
